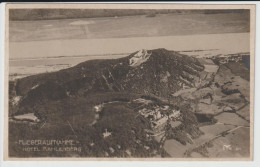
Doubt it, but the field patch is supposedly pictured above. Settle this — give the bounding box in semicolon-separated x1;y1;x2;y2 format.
207;127;250;158
215;112;249;126
236;104;250;121
164;139;187;157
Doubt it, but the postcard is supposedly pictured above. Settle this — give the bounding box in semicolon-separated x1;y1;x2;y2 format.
3;3;255;161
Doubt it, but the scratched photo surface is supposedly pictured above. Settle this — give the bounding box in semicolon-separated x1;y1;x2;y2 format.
7;6;253;159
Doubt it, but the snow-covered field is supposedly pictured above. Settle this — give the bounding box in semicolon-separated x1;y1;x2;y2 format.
13;113;39;122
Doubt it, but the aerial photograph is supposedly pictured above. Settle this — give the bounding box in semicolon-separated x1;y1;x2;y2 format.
7;7;252;159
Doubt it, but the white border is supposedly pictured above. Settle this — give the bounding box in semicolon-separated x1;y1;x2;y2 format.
0;1;259;167
0;2;5;167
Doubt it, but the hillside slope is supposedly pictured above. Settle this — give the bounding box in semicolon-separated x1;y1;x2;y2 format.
9;48;207;157
8;49;250;158
12;48;204;110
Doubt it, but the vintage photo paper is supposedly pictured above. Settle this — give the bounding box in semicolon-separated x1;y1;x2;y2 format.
4;3;255;161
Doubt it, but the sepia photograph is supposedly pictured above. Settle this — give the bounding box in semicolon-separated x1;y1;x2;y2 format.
4;3;255;160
